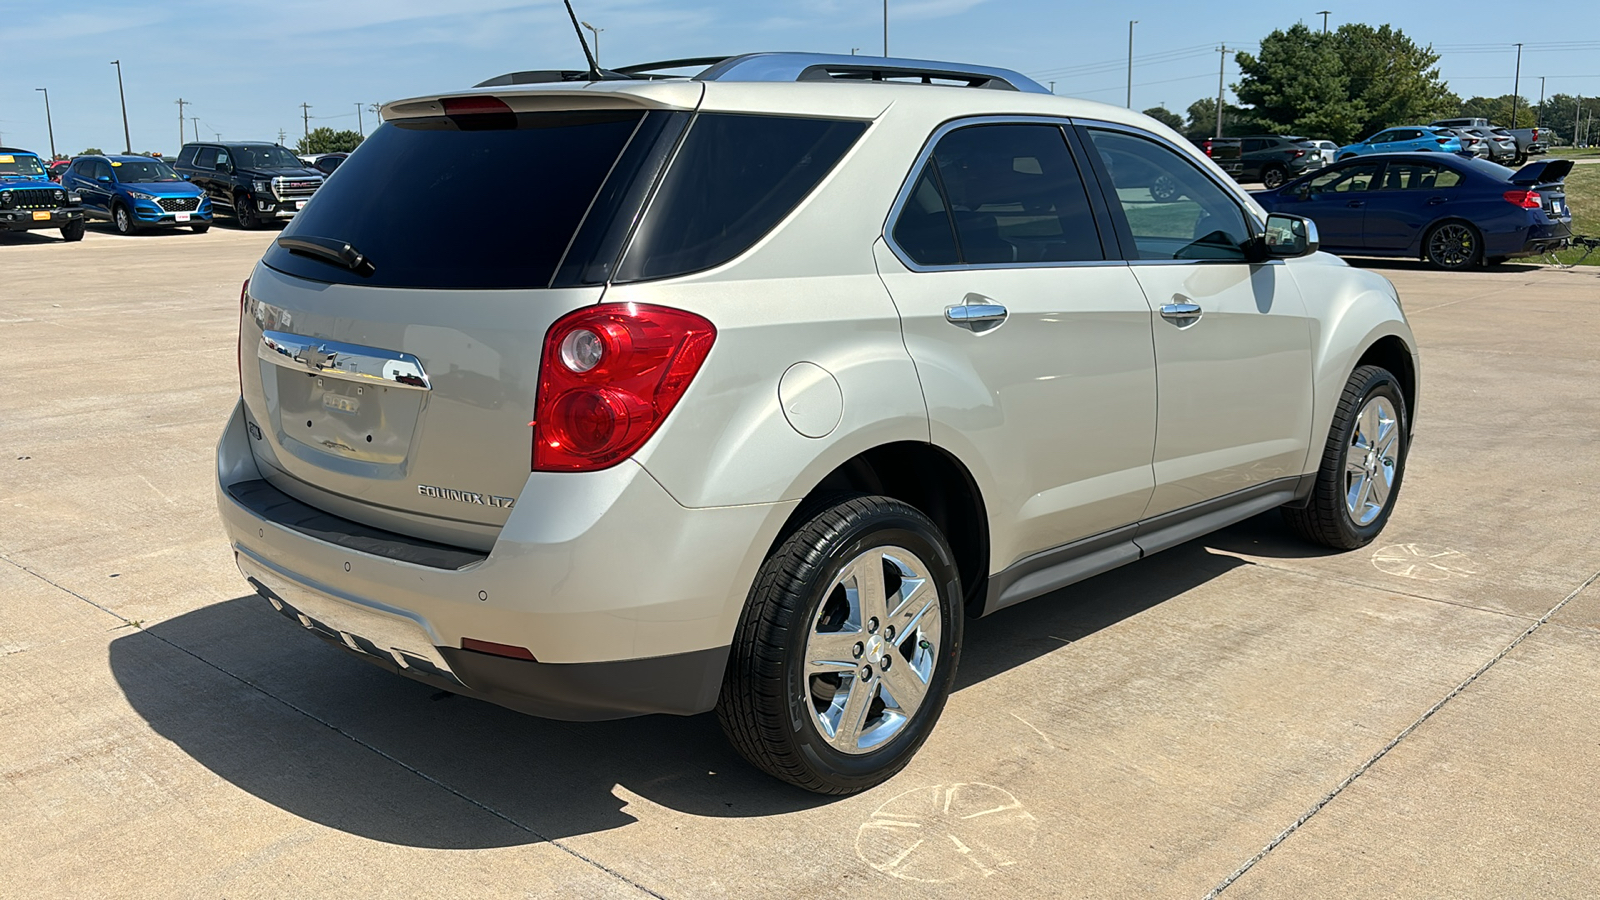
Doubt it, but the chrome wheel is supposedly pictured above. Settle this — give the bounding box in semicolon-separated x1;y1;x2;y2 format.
1345;396;1400;526
1427;223;1476;269
804;546;941;755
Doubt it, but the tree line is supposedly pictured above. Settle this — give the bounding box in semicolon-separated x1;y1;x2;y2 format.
1135;23;1599;145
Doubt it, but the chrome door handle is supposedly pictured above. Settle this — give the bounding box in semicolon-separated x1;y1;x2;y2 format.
1160;302;1202;319
945;298;1009;332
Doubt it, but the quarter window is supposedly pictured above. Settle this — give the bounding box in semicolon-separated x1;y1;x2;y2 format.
891;122;1103;266
1085;128;1253;262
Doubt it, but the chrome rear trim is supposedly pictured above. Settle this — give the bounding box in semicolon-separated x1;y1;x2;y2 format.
259;330;431;390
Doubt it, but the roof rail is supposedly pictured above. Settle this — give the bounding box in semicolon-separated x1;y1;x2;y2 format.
476;52;1048;94
694;53;1049;93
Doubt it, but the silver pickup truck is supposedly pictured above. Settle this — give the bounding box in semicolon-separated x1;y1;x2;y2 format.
1431;117;1547;164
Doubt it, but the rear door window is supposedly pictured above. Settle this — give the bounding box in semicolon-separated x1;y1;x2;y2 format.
614;113;866;282
194;147;218;170
889;122;1103;266
262;110;647;289
1375;162;1462;191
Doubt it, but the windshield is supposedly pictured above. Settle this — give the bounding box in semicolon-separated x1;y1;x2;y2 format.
234;145;305;169
0;153;47;178
113;159;182;183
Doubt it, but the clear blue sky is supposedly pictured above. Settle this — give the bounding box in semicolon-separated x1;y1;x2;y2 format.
4;0;1597;155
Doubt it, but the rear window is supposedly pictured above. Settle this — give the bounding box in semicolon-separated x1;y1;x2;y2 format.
614;113;866;282
262;110;646;289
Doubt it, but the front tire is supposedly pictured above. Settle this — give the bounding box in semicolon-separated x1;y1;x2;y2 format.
60;220;85;242
235;194;260;230
191;222;211;234
1282;365;1408;550
1424;221;1481;270
717;495;963;794
112;203;137;235
1260;165;1286;189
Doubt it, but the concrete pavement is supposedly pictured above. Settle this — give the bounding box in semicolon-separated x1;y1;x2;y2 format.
3;225;1598;897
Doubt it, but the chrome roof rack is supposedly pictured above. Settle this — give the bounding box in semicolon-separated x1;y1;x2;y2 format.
695;53;1049;93
477;52;1048;94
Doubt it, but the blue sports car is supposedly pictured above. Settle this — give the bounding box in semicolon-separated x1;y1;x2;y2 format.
1253;154;1573;269
1335;127;1464;159
60;154;212;234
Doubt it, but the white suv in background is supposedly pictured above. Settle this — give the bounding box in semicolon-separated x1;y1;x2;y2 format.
217;52;1419;793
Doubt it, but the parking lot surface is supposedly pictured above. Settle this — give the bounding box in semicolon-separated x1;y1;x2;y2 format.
4;226;1598;898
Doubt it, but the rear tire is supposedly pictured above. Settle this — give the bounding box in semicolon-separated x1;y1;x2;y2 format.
60;220;85;242
1282;365;1408;550
1513;152;1527;166
717;495;963;794
1260;165;1287;189
1423;221;1481;270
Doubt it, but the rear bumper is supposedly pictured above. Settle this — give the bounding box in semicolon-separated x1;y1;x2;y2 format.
215;399;794;719
0;207;83;231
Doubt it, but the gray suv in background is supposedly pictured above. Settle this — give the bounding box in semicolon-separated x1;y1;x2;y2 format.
217;52;1418;793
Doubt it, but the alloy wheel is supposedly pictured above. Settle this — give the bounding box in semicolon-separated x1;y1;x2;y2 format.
1427;223;1476;269
1344;395;1400;526
803;546;942;755
114;206;132;234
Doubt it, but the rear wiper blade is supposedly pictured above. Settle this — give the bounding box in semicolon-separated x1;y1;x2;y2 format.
277;235;375;277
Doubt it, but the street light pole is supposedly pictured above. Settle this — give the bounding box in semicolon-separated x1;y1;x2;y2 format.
1216;44;1228;139
355;102;364;137
1317;10;1330;34
1126;21;1138;109
176;98;187;152
1537;76;1546;128
1510;43;1523;127
110;60;131;154
35;88;56;159
883;0;889;57
580;21;603;69
191;116;199;142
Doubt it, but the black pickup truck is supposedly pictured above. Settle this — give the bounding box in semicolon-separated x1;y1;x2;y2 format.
173;141;324;229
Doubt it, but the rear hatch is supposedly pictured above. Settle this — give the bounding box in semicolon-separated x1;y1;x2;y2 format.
1205;138;1243;172
240;87;701;550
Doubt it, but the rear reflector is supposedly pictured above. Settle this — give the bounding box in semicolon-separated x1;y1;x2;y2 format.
1503;190;1542;209
461;638;537;661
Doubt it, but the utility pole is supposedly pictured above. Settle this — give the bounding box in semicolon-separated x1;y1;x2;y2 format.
300;103;312;138
278;129;287;144
1126;21;1138;109
110;60;131;153
580;21;603;68
355;102;364;137
191;116;199;142
1216;44;1227;139
1049;81;1056;94
176;98;187;152
1317;10;1330;34
883;0;889;57
36;88;56;159
1510;43;1523;127
850;47;859;55
1537;76;1546;127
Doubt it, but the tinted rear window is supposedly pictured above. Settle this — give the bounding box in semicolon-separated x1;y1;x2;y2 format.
614;113;866;282
262;110;645;289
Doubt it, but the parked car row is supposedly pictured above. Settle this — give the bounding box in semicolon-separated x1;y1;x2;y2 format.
1;141;328;240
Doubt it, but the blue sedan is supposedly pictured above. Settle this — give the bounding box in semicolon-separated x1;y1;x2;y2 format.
1254;154;1573;269
1335;127;1463;159
60;155;212;234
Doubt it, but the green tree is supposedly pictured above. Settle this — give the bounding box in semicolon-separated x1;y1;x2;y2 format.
1233;22;1456;143
1459;95;1535;128
1538;94;1600;145
1331;24;1457;138
295;128;363;155
1183;97;1253;141
1142;106;1185;132
80;147;104;156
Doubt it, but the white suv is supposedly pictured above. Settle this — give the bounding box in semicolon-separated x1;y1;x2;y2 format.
217;53;1418;794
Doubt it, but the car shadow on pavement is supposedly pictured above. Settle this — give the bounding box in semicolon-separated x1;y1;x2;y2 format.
109;536;1252;849
1351;257;1544;274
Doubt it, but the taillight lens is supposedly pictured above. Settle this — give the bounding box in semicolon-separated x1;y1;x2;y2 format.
1203;139;1213;157
1503;190;1542;209
532;303;716;472
237;277;249;391
1436;138;1449;145
1291;149;1305;158
1532;128;1539;141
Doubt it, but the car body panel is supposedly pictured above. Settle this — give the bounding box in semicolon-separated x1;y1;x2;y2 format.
60;155;212;227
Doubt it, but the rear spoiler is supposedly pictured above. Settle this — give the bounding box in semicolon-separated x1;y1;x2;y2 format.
1509;159;1574;185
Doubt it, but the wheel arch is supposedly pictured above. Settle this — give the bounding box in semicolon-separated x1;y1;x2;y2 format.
1354;334;1418;432
1419;216;1483;259
766;442;991;616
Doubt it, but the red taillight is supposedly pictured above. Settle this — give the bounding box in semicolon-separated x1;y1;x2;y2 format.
238;277;249;390
1503;190;1542;209
1291;149;1305;158
1203;139;1213;157
532;303;716;472
1532;128;1539;141
441;95;512;115
1436;138;1449;145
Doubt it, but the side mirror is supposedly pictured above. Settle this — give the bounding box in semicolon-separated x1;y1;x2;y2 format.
1263;213;1319;259
180;173;191;181
96;175;111;183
